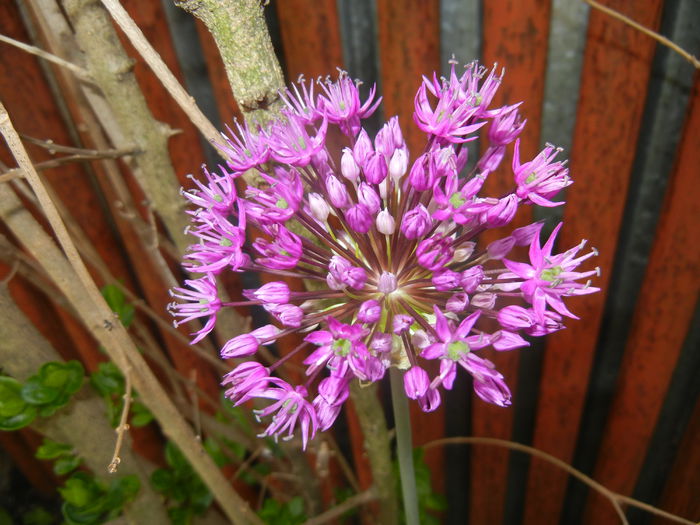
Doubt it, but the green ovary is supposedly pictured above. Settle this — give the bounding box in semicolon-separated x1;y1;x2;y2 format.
449;192;466;209
332;339;352;357
540;266;563;282
447;340;469;360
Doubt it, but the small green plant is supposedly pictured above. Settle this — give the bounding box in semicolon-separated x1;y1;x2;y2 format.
35;438;82;476
0;360;84;431
150;442;213;524
90;362;153;428
100;283;135;329
257;497;306;525
59;472;140;525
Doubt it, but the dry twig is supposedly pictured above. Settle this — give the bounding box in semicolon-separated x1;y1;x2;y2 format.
423;437;696;525
584;0;700;69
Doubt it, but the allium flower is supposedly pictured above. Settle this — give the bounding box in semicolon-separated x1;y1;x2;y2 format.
171;62;599;448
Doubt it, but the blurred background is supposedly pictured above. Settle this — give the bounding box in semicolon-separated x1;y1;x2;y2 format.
0;0;698;524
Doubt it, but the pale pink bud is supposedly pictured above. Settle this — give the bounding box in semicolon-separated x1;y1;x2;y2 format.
378;272;398;294
326;175;349;208
389;148;408;180
341;147;360;180
357;182;381;214
358;299;381;323
308;192;330;221
376;209;396;235
221;334;258;358
471;292;496;309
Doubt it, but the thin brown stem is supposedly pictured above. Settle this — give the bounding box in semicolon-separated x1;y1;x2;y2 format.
108;371;132;473
423;437;695;525
0;99;262;525
98;0;221;145
301;487;378;525
0;32;91;80
584;0;700;69
0;148;139;183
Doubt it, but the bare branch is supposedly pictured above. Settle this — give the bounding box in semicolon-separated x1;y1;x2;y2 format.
424;437;696;525
0;32;92;80
0;99;262;525
584;0;700;69
98;0;221;144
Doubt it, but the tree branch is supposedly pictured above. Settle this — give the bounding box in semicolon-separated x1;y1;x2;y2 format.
0;99;262;525
61;0;191;255
173;0;285;126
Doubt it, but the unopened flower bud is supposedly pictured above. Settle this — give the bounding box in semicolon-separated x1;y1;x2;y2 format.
358;299;381;323
341;147;360;180
407;153;432;191
401;204;432;239
512;221;544;246
365;152;388;184
378;272;398;294
471;292;496;309
353;129;373;167
357;182;381;213
454;242;476;262
487;236;516;260
326;175;349;208
389;148;408;180
461;266;485;293
492;330;529;351
404;366;430;399
308;192;330;221
483;194;518;227
446;292;470;312
345;204;372;233
376;209;396;235
432;269;461;291
221;334;258;358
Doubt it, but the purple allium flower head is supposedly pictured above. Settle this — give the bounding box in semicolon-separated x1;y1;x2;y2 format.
171;64;599;447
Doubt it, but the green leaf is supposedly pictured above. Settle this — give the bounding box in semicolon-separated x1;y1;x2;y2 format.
101;284;135;329
35;438;73;460
60;361;85;395
0;376;27;417
21;378;60;405
150;468;174;493
40;361;84;392
59;473;100;508
0;406;37;430
38;362;69;389
61;502;103;525
90;363;123;396
164;442;189;472
167;506;193;525
111;475;140;501
0;507;11;525
203;437;230;468
101;475;140;517
21;506;54;525
189;482;213;514
287;497;304;517
53;455;82;476
129;402;153;427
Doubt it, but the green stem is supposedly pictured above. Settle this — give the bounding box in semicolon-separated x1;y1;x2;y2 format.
389;368;420;525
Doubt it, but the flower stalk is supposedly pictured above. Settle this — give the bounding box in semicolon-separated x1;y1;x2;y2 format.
390;368;420;525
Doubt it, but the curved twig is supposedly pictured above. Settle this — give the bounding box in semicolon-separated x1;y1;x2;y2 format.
584;0;700;69
423;437;695;525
